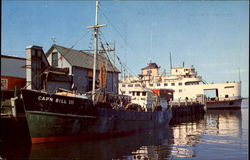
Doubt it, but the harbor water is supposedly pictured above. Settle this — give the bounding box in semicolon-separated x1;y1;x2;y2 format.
0;99;248;160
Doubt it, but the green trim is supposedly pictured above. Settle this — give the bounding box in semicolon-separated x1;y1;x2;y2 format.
26;111;96;119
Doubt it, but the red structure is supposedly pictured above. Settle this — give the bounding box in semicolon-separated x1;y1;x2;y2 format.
1;55;26;99
152;89;174;101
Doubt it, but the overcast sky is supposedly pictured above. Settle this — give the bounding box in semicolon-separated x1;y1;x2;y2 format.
2;0;249;97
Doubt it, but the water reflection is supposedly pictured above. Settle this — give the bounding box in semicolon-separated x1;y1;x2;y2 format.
29;127;173;160
1;101;247;160
205;110;242;137
196;109;246;160
170;114;206;158
169;108;244;159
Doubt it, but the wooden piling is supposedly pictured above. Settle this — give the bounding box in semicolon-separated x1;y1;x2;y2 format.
170;100;206;121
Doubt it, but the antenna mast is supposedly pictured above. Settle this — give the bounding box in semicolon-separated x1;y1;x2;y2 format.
86;1;107;104
169;52;172;72
238;68;241;82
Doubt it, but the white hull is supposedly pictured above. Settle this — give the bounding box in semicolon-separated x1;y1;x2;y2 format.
119;63;242;110
206;99;242;110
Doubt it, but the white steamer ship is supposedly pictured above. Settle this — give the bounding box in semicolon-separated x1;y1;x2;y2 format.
119;63;242;109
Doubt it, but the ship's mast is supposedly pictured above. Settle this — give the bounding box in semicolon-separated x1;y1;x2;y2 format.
86;1;106;104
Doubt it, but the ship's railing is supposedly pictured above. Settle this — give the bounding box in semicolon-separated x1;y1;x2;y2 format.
207;96;241;101
169;98;205;107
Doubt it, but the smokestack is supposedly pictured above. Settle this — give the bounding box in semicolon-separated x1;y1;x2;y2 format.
183;62;185;67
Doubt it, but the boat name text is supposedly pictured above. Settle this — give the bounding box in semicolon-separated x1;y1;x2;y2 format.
38;96;74;105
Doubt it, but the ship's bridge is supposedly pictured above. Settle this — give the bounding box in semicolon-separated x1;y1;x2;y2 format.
171;66;197;77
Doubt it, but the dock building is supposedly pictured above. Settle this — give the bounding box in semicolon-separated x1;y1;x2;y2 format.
25;44;120;94
1;55;26;99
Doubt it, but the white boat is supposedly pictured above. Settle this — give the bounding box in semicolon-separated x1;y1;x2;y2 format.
119;62;242;109
126;87;173;112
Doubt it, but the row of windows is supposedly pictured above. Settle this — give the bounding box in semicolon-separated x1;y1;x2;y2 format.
124;89;183;94
119;91;146;96
151;83;182;86
132;91;147;96
122;82;183;88
124;84;142;87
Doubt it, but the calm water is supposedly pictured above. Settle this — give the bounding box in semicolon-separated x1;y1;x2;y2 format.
1;99;248;160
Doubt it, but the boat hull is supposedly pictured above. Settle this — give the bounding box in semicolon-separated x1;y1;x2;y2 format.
206;99;242;110
21;89;172;143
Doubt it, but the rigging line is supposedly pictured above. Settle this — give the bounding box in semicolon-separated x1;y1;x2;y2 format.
99;31;135;77
98;7;138;77
114;52;136;77
88;31;94;50
98;39;115;72
121;62;136;77
101;42;118;71
100;31;136;76
98;31;116;61
71;29;92;49
100;42;116;73
57;30;93;67
99;7;136;53
99;30;115;62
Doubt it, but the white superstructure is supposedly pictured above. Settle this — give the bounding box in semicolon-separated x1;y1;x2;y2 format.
119;63;242;109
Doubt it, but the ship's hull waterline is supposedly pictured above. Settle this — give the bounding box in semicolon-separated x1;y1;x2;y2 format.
206;99;242;110
21;89;172;143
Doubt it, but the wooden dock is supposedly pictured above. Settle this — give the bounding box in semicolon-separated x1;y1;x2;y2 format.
169;100;206;123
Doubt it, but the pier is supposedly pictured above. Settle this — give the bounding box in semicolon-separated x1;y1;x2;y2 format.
169;99;206;123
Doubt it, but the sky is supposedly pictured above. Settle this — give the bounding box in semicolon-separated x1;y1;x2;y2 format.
2;0;249;97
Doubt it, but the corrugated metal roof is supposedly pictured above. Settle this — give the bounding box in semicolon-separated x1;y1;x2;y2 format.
47;45;120;73
1;55;26;60
1;55;26;78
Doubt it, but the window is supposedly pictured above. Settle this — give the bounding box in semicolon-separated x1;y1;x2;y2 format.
142;92;146;96
157;83;161;86
136;92;140;96
225;95;229;98
171;83;175;86
122;84;126;87
132;92;135;96
164;83;168;86
1;78;8;90
178;82;182;86
179;89;182;93
149;84;153;87
225;86;234;89
52;52;58;66
128;84;133;87
135;84;140;87
147;70;152;74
